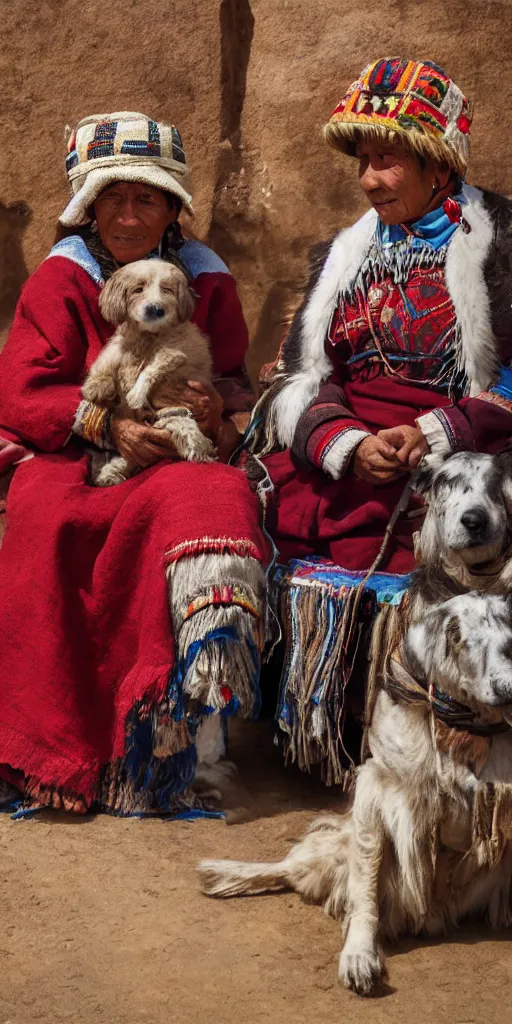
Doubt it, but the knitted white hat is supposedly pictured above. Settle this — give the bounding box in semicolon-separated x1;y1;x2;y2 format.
60;111;194;226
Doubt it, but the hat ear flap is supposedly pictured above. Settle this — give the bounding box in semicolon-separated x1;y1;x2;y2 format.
99;270;129;325
176;276;196;323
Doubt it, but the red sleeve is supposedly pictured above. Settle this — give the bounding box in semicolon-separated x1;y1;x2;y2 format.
191;270;254;418
0;258;102;452
192;271;249;376
416;359;512;456
291;377;370;470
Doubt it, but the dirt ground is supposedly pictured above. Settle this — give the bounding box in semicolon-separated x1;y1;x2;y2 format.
0;720;510;1024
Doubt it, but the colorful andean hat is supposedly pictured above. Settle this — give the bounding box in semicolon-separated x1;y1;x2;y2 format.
325;58;472;177
60;111;193;226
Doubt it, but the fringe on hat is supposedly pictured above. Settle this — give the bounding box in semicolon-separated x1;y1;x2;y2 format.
324;116;469;178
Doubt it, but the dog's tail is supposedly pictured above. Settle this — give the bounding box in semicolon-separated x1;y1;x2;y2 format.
198;857;291;898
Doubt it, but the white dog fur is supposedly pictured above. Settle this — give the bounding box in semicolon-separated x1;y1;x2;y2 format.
198;452;512;995
82;259;216;486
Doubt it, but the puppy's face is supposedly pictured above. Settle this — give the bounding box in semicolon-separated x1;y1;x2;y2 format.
99;259;195;332
415;452;512;567
405;592;512;714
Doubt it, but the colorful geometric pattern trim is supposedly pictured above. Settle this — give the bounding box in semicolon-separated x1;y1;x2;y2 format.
274;557;410;784
164;537;263;565
329;261;462;393
327;57;471;175
65;112;187;178
184;585;261;622
474;366;512;416
72;399;115;450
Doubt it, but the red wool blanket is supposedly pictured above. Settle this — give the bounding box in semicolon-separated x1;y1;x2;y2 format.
0;448;267;810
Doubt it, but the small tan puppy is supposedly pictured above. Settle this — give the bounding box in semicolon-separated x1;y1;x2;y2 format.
83;259;216;486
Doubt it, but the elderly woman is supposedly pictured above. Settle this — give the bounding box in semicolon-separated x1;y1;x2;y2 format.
0;111;269;815
251;58;512;778
256;57;512;571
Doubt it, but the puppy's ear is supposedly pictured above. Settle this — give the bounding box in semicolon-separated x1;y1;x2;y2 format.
176;276;196;323
99;270;129;325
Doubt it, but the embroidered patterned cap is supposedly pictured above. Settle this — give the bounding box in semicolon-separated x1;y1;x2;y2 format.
325;58;472;176
60;111;194;226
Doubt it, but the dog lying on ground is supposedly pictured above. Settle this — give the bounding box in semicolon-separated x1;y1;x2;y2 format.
82;259;216;486
198;451;512;995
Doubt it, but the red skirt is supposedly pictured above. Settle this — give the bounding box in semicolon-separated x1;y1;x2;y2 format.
0;446;268;811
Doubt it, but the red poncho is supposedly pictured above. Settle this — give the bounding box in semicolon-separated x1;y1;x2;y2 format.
0;248;268;812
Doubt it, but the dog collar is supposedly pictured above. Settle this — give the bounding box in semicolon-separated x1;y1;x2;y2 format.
386;655;512;737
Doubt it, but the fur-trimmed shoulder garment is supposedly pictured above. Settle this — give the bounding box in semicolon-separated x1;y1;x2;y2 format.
251;185;512;478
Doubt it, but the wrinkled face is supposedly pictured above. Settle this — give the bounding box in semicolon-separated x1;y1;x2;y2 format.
94;181;177;263
406;592;512;713
416;452;512;566
98;260;195;331
355;138;449;225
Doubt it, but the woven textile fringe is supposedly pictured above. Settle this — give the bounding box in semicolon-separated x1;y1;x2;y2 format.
361;602;405;761
177;608;262;717
348;235;447;295
168;552;265;718
275;560;409;785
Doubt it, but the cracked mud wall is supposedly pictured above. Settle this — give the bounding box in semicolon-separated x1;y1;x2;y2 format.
1;0;512;368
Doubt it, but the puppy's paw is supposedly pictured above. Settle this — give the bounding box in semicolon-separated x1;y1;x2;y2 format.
93;461;129;488
82;376;117;404
174;431;217;463
338;948;387;996
126;383;148;411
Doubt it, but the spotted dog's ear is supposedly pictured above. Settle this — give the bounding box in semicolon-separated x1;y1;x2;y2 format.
496;448;512;512
445;614;463;659
411;464;434;496
411;450;451;496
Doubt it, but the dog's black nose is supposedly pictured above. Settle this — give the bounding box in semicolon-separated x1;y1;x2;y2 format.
144;303;166;320
460;508;488;533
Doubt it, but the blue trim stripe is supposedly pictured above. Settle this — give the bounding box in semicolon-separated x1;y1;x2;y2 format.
45;236;103;285
179;240;230;278
45;237;231;286
490;365;512;401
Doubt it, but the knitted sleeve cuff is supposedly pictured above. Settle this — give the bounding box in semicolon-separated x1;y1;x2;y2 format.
319;426;371;479
416;408;458;455
72;400;115;450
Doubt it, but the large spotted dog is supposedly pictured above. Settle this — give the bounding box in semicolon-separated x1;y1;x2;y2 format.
198;451;512;996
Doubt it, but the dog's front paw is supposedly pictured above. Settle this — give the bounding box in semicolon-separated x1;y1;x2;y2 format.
175;431;217;463
93;461;129;488
338;948;387;996
82;377;117;404
126;382;148;411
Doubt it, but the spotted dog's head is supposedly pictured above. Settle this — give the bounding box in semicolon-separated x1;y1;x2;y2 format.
405;592;512;715
414;451;512;567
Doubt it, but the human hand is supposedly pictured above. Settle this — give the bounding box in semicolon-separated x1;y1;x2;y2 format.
377;425;429;469
110;416;178;468
353;435;405;485
181;380;224;441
